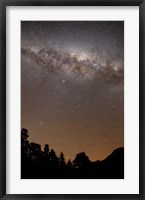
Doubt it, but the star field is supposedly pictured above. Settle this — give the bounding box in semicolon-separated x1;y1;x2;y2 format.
21;21;124;161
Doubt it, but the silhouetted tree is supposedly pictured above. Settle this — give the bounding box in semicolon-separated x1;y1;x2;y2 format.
44;144;49;155
48;149;59;167
73;152;90;168
21;128;29;141
67;159;73;168
21;128;30;158
59;152;66;168
29;142;41;162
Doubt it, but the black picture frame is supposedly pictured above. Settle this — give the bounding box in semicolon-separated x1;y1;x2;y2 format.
0;0;144;199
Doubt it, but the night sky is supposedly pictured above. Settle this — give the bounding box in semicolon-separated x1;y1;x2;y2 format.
21;21;124;161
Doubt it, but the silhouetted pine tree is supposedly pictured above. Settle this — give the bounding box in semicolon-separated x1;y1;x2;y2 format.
59;152;66;168
48;149;59;168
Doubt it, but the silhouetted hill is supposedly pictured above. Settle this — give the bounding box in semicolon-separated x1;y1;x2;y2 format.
103;147;124;162
91;147;124;179
93;147;124;164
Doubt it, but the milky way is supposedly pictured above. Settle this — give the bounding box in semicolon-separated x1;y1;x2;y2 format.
21;45;123;83
21;21;124;161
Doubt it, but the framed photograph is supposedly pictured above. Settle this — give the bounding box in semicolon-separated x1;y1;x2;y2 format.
0;0;144;199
